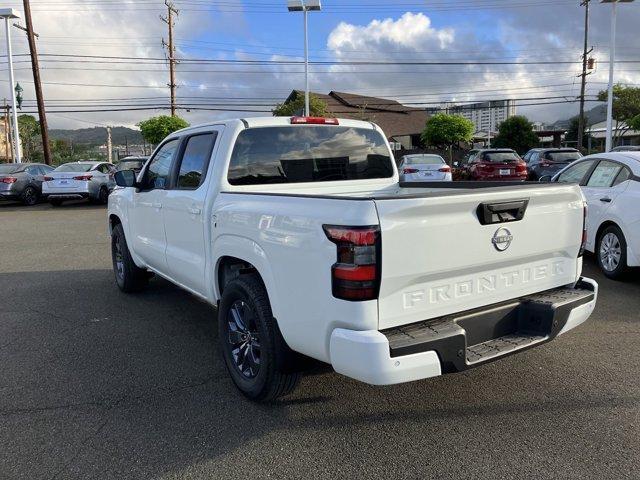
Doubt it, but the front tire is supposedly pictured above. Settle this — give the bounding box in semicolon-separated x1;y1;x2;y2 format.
597;225;629;280
111;223;149;292
218;274;300;402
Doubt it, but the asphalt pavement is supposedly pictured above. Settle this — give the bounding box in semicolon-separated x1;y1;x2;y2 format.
1;201;639;480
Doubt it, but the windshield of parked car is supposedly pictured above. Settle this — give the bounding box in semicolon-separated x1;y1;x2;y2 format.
403;155;444;165
482;152;520;163
545;151;582;162
55;163;94;172
117;160;145;171
228;126;394;185
0;164;22;174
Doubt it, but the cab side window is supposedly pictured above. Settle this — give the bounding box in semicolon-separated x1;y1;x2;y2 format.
556;160;594;184
141;139;179;190
175;133;217;189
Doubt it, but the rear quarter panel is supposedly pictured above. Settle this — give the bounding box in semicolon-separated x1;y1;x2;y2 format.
212;193;380;362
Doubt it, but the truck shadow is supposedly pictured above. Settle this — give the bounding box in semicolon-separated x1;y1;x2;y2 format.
1;268;639;478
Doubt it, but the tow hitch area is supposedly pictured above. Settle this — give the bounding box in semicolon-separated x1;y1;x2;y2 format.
383;279;596;373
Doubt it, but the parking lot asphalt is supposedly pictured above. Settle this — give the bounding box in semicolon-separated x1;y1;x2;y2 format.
1;201;639;480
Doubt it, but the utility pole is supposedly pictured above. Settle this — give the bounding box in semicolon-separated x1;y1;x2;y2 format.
21;0;51;165
161;0;178;117
107;126;112;164
577;0;591;152
2;99;7;162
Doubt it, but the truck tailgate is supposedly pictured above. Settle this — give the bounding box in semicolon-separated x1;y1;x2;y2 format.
374;184;584;330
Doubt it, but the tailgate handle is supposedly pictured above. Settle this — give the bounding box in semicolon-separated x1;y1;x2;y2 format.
477;199;529;225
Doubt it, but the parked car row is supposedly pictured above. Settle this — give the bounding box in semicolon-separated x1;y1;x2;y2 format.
0;156;148;207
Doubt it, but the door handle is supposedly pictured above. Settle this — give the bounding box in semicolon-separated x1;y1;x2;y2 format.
152;202;163;209
599;197;612;203
188;207;202;215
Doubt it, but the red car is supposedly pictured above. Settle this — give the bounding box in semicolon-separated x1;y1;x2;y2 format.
465;149;528;181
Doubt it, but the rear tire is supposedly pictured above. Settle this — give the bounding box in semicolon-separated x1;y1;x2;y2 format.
96;186;109;205
597;225;629;280
218;274;300;402
111;223;148;292
49;198;64;207
21;186;38;206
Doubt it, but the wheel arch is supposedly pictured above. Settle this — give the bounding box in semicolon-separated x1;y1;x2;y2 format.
212;236;282;322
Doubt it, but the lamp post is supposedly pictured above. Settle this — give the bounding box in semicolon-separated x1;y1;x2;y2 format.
601;0;634;152
0;8;21;163
287;0;321;117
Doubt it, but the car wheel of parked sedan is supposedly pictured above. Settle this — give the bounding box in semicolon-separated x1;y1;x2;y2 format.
21;186;38;206
219;274;301;402
97;186;109;205
49;198;64;207
111;223;149;292
597;225;629;280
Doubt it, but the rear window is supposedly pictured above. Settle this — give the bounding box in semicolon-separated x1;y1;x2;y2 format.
55;163;93;172
546;151;582;162
0;164;21;174
227;126;394;185
482;152;520;163
117;160;145;171
403;155;444;165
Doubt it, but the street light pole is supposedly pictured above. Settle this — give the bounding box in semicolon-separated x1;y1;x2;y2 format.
288;0;321;117
0;9;21;163
602;0;634;152
303;6;309;116
605;1;617;152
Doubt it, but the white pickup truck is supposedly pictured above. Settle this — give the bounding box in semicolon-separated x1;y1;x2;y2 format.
108;116;598;401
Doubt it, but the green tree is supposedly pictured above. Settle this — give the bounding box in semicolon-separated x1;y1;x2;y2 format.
18;114;42;161
492;115;539;154
272;93;328;117
137;115;189;145
597;85;640;146
421;113;475;164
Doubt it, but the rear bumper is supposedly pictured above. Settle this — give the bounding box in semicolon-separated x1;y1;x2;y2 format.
47;192;91;201
329;277;597;385
0;192;20;201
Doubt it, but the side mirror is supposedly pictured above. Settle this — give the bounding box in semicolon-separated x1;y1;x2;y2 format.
115;169;137;188
538;175;552;183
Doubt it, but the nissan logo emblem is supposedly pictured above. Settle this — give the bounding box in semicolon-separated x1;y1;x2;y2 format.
492;227;513;252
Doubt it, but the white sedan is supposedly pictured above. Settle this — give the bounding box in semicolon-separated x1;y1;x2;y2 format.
551;152;640;279
398;154;452;182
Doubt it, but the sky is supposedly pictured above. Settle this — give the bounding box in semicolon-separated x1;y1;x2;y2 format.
0;0;638;130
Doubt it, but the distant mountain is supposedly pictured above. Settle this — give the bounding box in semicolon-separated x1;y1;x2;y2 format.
552;104;607;129
49;126;143;146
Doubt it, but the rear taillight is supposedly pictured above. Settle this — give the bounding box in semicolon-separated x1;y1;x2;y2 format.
291;116;339;125
403;168;418;174
73;175;93;181
43;176;53;181
516;162;527;173
323;225;380;301
0;177;17;184
438;166;451;173
579;202;587;257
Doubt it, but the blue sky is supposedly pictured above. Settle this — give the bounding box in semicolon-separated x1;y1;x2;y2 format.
0;0;638;129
